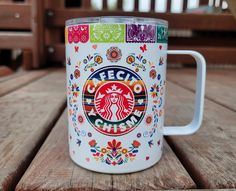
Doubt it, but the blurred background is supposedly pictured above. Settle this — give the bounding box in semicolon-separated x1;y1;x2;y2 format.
0;0;235;76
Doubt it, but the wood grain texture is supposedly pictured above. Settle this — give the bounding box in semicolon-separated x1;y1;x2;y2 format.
165;81;236;188
16;111;195;191
0;4;31;29
16;111;113;191
47;10;236;31
0;69;50;97
167;69;236;112
0;70;66;191
112;140;195;190
0;32;33;49
49;44;236;65
0;66;13;78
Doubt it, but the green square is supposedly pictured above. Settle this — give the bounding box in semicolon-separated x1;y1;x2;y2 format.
90;24;125;43
156;25;168;43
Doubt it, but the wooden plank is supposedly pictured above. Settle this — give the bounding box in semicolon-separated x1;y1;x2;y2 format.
0;32;33;49
0;69;50;97
168;46;236;64
112;140;195;190
150;0;155;11
47;44;236;65
167;0;172;12
31;0;45;68
0;70;66;191
164;81;236;188
47;10;236;31
15;110;113;191
82;0;91;9
117;0;123;10
16;110;195;191
0;70;26;83
0;66;13;77
0;4;31;29
103;0;108;9
167;69;236;112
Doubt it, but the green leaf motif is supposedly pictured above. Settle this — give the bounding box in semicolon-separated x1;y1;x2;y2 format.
157;25;168;43
90;24;125;43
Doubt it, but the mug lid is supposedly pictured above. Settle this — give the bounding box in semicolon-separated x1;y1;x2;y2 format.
65;16;168;27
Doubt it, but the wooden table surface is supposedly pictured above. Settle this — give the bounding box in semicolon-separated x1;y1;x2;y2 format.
0;68;235;191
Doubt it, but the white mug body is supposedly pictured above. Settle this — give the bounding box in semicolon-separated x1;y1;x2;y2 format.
65;17;168;173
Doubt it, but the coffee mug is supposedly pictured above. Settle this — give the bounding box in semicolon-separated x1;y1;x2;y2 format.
65;16;206;174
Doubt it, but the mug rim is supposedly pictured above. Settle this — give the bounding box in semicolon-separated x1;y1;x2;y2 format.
65;16;168;27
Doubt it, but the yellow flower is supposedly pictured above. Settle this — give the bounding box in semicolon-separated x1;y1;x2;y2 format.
126;55;135;64
101;148;107;153
94;55;103;64
121;148;128;154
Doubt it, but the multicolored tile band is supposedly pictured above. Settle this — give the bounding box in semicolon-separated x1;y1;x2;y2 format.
66;24;168;44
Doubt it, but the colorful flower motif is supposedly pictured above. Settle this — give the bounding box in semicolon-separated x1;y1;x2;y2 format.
150;69;157;79
67;57;71;65
126;53;147;71
83;53;103;71
71;83;80;97
159;57;164;65
90;24;125;43
126;55;135;64
150;83;159;98
67;25;89;44
89;139;141;166
77;114;84;124
126;24;156;43
94;55;103;64
157;25;168;43
106;47;122;62
145;115;153;125
89;139;97;147
101;148;107;153
132;140;141;148
74;69;80;79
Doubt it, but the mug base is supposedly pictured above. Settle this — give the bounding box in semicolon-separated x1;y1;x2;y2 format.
69;153;162;174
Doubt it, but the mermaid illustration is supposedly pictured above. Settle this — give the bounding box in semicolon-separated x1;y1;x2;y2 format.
95;84;134;122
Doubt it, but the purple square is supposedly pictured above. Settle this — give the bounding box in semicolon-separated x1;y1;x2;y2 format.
126;24;156;43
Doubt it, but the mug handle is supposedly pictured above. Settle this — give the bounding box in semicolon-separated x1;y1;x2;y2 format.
163;50;206;135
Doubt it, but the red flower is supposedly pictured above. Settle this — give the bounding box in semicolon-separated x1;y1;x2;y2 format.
112;161;117;166
150;69;157;79
77;115;84;124
107;139;122;151
89;139;97;147
74;69;80;79
132;140;141;148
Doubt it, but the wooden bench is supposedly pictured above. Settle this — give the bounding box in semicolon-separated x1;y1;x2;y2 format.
44;0;236;65
0;0;44;69
0;68;235;190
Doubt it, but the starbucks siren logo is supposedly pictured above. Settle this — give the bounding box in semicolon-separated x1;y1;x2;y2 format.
83;66;147;136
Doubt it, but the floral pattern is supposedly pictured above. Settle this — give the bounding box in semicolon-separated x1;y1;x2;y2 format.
150;83;159;98
157;25;168;43
126;53;147;71
90;24;125;43
89;139;141;166
106;47;122;62
83;53;103;71
126;24;156;43
68;25;89;44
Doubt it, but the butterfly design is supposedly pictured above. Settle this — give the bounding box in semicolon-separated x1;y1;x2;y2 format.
140;44;147;52
67;57;71;65
74;46;79;52
159;57;164;65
